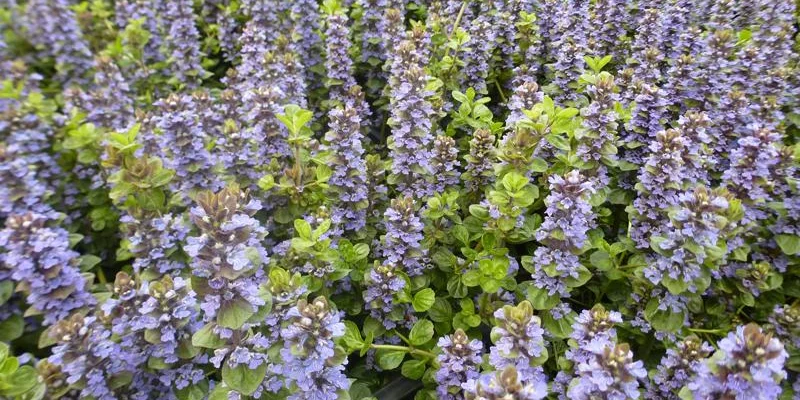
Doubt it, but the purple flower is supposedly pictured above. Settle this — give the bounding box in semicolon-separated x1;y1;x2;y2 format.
0;213;95;325
382;196;428;277
435;329;483;399
279;297;350;398
325;106;369;232
387;27;438;198
23;0;93;84
463;366;548;400
186;186;268;323
567;340;647;400
489;301;548;385
532;171;596;297
162;0;206;87
688;324;788;399
649;335;713;399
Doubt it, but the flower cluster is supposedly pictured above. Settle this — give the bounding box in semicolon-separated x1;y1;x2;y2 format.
1;1;799;399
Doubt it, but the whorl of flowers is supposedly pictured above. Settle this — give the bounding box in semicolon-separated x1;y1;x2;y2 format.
578;72;619;165
463;128;497;192
47;314;125;400
462;14;497;94
488;301;549;387
567;341;647;400
645;186;738;291
288;0;322;77
184;185;268;324
101;272;199;369
387;28;437;198
770;303;800;349
363;262;407;329
0;98;59;218
628;7;665;85
0;213;95;325
631;123;707;247
233;20;274;93
696;29;737;110
65;56;134;131
435;329;484;400
531;171;596;297
121;212;189;275
324;6;358;105
588;0;628;60
464;366;548;400
567;304;623;364
549;0;588;104
162;0;206;87
506;81;544;129
382;196;428;277
114;0;164;62
688;323;788;399
278;296;350;399
722;124;787;223
431;135;461;193
623;82;668;164
659;0;692;62
648;335;713;399
23;0;93;84
240;85;290;164
151;92;222;193
269;36;309;108
325;106;369;232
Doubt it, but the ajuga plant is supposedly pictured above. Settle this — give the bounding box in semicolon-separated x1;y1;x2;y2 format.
0;1;799;399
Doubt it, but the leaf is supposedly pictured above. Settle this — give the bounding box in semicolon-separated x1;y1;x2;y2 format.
409;319;434;346
3;365;38;396
222;363;267;396
546;134;570;151
412;288;435;312
341;321;364;351
644;298;687;333
217;297;255;330
192;323;227;349
0;281;13;306
776;234;800;255
401;360;427;380
0;315;24;342
377;350;406;370
428;298;453;322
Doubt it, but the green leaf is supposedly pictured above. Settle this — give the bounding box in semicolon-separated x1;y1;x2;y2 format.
412;288;436;312
377;350;406;370
401;359;427;380
546;134;570;151
0;314;24;342
294;219;313;240
342;321;364;351
0;281;13;306
428;298;453;322
644;298;687;332
222;362;267;396
217;297;255;329
776;234;800;255
541;312;574;339
176;380;208;400
3;365;38;396
409;319;434;346
192;323;227;349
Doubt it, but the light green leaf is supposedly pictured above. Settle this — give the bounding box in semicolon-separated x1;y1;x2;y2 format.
222;363;267;396
412;288;436;312
409;319;434;346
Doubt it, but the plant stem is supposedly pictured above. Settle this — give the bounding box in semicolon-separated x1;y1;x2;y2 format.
370;344;436;359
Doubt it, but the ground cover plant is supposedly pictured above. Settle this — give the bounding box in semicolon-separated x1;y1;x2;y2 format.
0;0;799;399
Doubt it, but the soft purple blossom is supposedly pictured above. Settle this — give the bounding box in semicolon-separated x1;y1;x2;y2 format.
689;324;788;400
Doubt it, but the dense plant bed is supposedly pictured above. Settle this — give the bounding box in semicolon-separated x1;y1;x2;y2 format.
0;0;799;399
